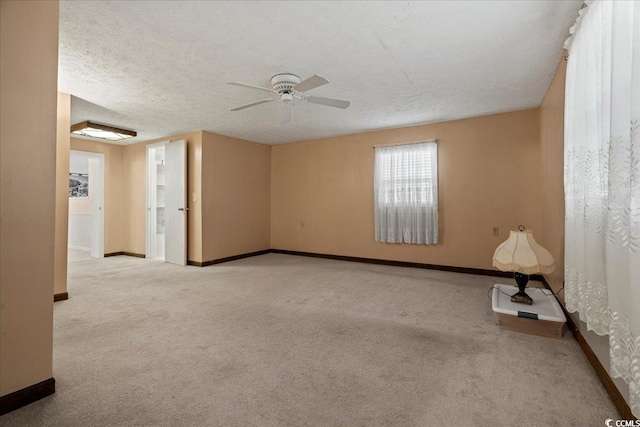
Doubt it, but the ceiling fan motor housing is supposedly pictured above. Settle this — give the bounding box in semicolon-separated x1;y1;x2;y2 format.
271;73;301;94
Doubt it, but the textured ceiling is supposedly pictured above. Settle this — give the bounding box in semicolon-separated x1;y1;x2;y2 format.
60;1;581;145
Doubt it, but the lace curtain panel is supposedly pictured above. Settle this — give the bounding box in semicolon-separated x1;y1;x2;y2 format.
564;0;639;416
374;142;438;244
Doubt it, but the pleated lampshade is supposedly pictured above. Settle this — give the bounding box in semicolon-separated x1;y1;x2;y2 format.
492;228;555;275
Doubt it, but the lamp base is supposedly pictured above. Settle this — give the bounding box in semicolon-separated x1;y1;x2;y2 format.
511;291;533;305
510;272;533;305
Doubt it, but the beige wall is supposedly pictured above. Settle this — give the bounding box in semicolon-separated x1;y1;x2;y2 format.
54;92;71;296
271;109;541;269
0;0;58;396
70;138;126;254
122;131;203;261
539;57;567;299
70;131;204;261
201;131;271;261
101;129;269;263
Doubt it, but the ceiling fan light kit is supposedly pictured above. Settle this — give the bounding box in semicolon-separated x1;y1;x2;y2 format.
227;73;350;125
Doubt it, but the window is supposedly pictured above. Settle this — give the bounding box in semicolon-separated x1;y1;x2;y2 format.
374;141;438;244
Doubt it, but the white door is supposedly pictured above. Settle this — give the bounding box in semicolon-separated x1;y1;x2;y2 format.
70;150;104;258
90;154;105;258
164;140;187;265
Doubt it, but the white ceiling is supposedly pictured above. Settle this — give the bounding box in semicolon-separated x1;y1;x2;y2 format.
60;1;581;145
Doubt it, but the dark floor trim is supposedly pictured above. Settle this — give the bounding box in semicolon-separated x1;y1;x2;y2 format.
270;249;545;281
0;378;55;416
104;251;145;258
188;249;272;267
572;325;635;419
540;279;635;420
122;251;145;258
54;292;68;302
109;247;544;283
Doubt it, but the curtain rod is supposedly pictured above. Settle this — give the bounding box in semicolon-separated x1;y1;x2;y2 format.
373;139;438;149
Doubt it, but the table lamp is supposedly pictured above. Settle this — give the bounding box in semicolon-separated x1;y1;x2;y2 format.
492;225;555;305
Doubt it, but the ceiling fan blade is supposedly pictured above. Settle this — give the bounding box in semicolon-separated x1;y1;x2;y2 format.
227;82;276;93
304;96;350;109
293;74;329;92
230;98;274;111
281;103;292;126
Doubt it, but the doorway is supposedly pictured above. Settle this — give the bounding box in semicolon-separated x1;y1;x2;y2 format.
146;140;187;265
68;150;105;258
147;142;166;260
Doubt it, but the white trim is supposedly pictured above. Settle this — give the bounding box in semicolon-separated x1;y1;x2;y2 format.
70;150;104;258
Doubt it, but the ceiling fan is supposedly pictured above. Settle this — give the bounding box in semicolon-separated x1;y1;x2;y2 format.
227;73;350;125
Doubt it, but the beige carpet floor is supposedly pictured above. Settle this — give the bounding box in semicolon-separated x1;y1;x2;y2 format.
2;251;617;426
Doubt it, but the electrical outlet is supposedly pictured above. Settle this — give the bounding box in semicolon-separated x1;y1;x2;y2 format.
192;192;197;202
492;227;499;236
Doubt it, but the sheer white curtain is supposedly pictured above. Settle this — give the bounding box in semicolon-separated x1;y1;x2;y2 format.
374;142;438;244
564;0;639;416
